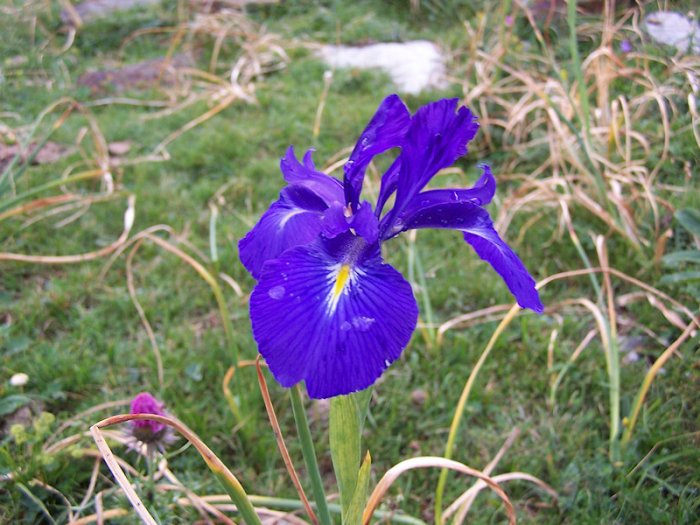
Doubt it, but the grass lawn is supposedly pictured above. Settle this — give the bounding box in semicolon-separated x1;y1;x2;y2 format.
1;1;699;523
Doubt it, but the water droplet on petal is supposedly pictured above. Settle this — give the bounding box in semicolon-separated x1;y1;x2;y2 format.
268;285;285;300
340;321;352;331
352;316;375;332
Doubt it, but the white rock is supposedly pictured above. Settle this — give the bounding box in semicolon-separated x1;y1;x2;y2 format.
643;11;700;54
10;373;29;387
318;40;448;94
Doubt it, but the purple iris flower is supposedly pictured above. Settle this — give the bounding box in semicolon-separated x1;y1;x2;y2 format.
239;95;543;399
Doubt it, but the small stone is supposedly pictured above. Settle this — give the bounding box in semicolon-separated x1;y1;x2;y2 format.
9;373;29;387
77;54;194;94
108;141;132;156
410;388;428;406
61;0;161;25
622;351;640;365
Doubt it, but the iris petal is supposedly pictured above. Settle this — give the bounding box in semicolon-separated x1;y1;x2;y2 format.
463;227;544;313
376;157;401;217
321;201;379;244
249;236;418;398
344;95;411;209
380;165;495;238
238;185;326;279
280;146;344;206
321;202;350;239
350;201;379;243
395;99;479;206
394;200;543;313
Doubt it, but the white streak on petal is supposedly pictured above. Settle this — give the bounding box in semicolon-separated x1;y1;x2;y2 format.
278;207;308;228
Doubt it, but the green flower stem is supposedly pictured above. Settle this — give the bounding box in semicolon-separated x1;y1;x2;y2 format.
329;389;372;525
289;386;333;525
146;448;156;504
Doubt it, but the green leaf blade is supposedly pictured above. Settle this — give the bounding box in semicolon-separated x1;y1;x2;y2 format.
675;209;700;237
662;250;700;266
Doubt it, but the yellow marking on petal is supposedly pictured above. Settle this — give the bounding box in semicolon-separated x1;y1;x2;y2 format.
333;264;351;300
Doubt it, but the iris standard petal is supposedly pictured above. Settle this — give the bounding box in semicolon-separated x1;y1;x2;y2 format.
249;236;419;398
376;156;401;217
280;146;344;206
395;200;543;313
321;201;352;240
321;201;379;244
238;185;327;279
350;201;379;243
391;99;479;218
344;94;411;209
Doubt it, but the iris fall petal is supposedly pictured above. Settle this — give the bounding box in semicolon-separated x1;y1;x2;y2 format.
396;200;543;312
249;236;418;398
239;185;327;279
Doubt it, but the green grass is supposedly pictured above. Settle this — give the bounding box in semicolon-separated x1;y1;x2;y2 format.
1;1;699;524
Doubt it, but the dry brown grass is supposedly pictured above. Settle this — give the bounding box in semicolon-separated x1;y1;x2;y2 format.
1;0;289;241
452;2;698;249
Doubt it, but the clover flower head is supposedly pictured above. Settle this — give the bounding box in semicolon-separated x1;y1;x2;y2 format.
239;95;543;399
129;392;168;445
